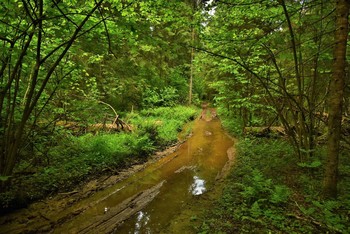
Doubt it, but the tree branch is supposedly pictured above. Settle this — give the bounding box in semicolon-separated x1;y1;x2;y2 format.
51;0;79;28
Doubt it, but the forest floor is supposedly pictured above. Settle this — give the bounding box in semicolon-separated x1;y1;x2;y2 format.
0;105;237;233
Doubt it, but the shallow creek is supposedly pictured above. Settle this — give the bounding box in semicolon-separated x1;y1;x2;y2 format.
1;109;234;233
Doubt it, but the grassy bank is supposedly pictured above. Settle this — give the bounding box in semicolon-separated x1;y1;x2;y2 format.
199;116;350;233
0;106;199;212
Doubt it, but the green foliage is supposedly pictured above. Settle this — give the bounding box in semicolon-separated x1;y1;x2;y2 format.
217;106;244;135
298;199;350;232
199;138;296;233
0;176;10;182
238;169;291;206
297;160;322;169
197;0;335;161
270;185;291;204
142;87;180;108
0;0;201;182
233;169;291;228
27;132;156;194
236;137;296;178
129;106;198;146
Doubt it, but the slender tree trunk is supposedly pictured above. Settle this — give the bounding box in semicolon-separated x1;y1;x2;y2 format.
189;28;195;105
188;0;200;105
280;0;311;161
323;0;349;199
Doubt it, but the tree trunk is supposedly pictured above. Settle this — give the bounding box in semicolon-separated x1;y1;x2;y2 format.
189;27;195;105
323;0;349;199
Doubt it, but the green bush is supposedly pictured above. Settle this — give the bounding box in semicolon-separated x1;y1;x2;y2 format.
142;87;180;108
238;169;291;206
129;106;198;146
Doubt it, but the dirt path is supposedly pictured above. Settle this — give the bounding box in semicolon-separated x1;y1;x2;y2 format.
0;107;236;234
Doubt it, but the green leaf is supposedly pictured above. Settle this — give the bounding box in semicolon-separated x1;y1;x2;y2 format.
0;175;11;182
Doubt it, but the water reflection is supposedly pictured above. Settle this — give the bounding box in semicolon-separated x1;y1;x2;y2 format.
133;211;151;234
189;176;206;195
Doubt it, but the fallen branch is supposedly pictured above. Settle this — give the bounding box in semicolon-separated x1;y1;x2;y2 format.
98;100;132;131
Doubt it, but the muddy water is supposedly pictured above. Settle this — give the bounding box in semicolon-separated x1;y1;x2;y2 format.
115;117;233;233
2;111;234;234
52;114;233;233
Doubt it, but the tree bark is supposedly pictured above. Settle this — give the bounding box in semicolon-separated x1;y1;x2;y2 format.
323;0;349;199
189;28;195;105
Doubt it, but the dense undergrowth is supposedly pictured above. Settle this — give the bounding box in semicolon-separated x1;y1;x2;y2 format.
199;114;350;233
0;106;198;212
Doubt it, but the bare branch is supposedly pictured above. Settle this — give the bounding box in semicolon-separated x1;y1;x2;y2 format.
51;0;79;28
98;100;119;118
21;0;36;22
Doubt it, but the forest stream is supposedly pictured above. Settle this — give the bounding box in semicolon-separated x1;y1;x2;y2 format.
0;108;235;233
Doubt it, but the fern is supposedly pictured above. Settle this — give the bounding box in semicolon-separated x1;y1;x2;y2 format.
297;160;322;168
250;201;263;218
270;185;291;204
311;200;346;231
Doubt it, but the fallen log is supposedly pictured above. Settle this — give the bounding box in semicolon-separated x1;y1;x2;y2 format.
77;180;166;233
55;120;132;135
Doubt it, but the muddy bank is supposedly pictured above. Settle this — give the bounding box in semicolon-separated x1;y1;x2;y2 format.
0;141;184;234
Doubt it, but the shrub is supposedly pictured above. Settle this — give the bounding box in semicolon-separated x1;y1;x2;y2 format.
142;87;179;108
129;106;198;146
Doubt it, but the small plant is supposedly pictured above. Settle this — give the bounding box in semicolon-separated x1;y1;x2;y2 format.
237;169;291;223
129;106;198;147
297;160;322;169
